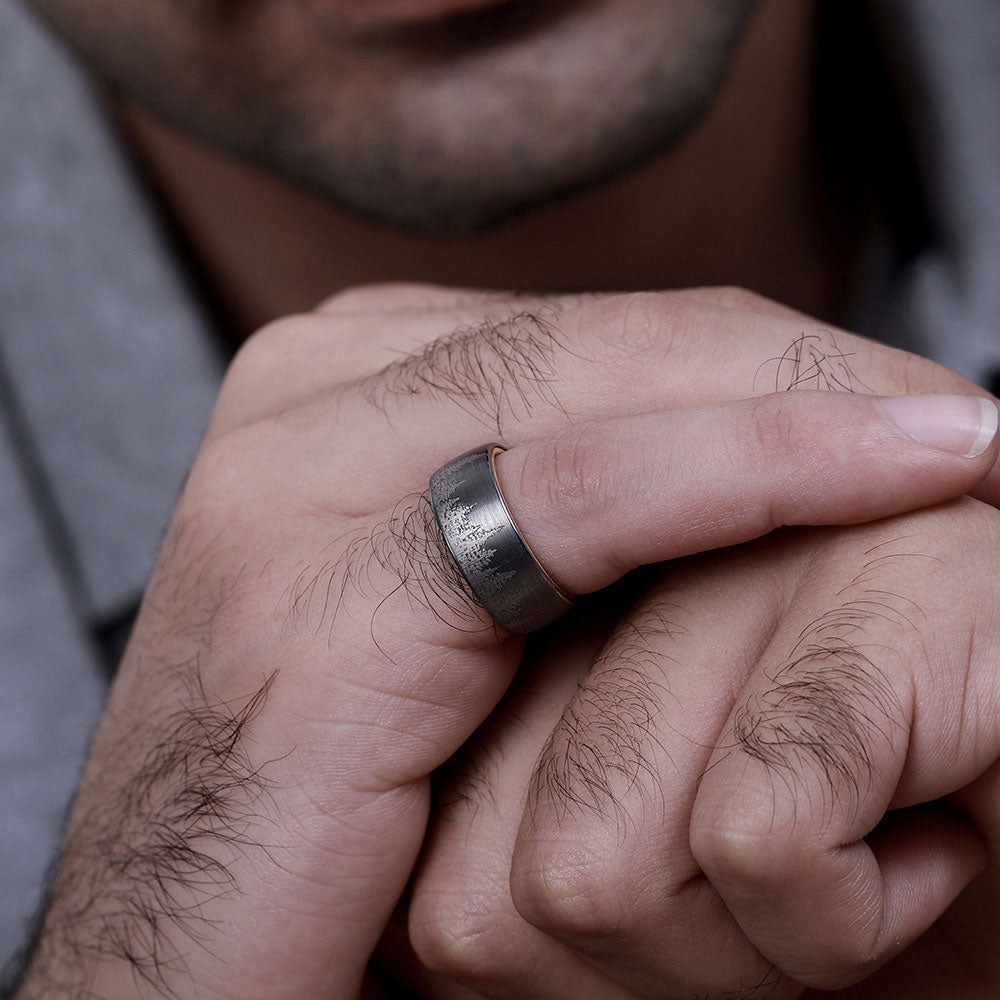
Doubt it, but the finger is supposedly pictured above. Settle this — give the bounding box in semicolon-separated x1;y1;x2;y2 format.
793;863;1000;999
674;284;822;324
498;391;998;596
209;287;1000;483
212;289;820;446
403;612;646;999
509;542;803;999
511;500;1000;998
688;507;998;989
212;389;1000;669
194;386;1000;796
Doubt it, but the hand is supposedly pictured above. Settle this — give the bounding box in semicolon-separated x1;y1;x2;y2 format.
11;286;998;1000
353;291;1000;1000
385;500;1000;1000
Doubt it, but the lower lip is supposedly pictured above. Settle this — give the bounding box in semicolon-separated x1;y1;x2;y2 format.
301;0;509;30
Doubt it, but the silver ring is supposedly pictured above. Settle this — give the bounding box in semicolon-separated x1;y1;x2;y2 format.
429;444;574;634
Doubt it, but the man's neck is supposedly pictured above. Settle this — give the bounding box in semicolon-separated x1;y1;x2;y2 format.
114;0;859;342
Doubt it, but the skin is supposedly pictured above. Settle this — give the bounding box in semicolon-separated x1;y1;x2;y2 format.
398;497;1000;1000
104;0;846;334
26;0;754;230
10;2;1000;998
10;286;1000;1000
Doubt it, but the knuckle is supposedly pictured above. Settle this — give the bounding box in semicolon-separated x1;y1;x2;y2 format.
744;393;807;458
589;291;681;356
313;281;433;314
222;314;313;391
216;312;361;421
211;315;365;442
694;285;772;312
690;811;879;990
690;814;812;895
510;841;630;944
408;888;521;988
360;306;566;430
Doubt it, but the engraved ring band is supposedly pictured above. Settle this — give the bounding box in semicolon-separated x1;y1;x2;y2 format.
428;444;574;634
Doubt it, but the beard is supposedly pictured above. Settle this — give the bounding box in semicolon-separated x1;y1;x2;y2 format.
28;0;756;231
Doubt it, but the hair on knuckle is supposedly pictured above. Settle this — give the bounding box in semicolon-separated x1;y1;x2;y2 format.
358;308;569;433
281;492;495;652
753;331;870;395
530;608;682;831
733;646;898;817
731;566;923;819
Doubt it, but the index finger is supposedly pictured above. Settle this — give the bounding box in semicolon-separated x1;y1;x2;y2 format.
210;287;1000;484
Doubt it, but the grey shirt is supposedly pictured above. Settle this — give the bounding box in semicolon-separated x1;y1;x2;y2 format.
0;0;222;966
857;0;1000;383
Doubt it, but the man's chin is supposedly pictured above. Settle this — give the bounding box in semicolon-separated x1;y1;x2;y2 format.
285;158;614;236
268;111;706;237
315;171;584;236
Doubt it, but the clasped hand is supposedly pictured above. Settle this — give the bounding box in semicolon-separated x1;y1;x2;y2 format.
17;286;1000;1000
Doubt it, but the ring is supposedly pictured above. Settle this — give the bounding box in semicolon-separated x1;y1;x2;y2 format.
429;444;574;634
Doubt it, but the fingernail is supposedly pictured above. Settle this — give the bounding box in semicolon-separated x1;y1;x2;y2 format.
879;394;999;457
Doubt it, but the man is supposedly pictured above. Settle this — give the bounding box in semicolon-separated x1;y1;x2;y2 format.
3;0;1000;997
